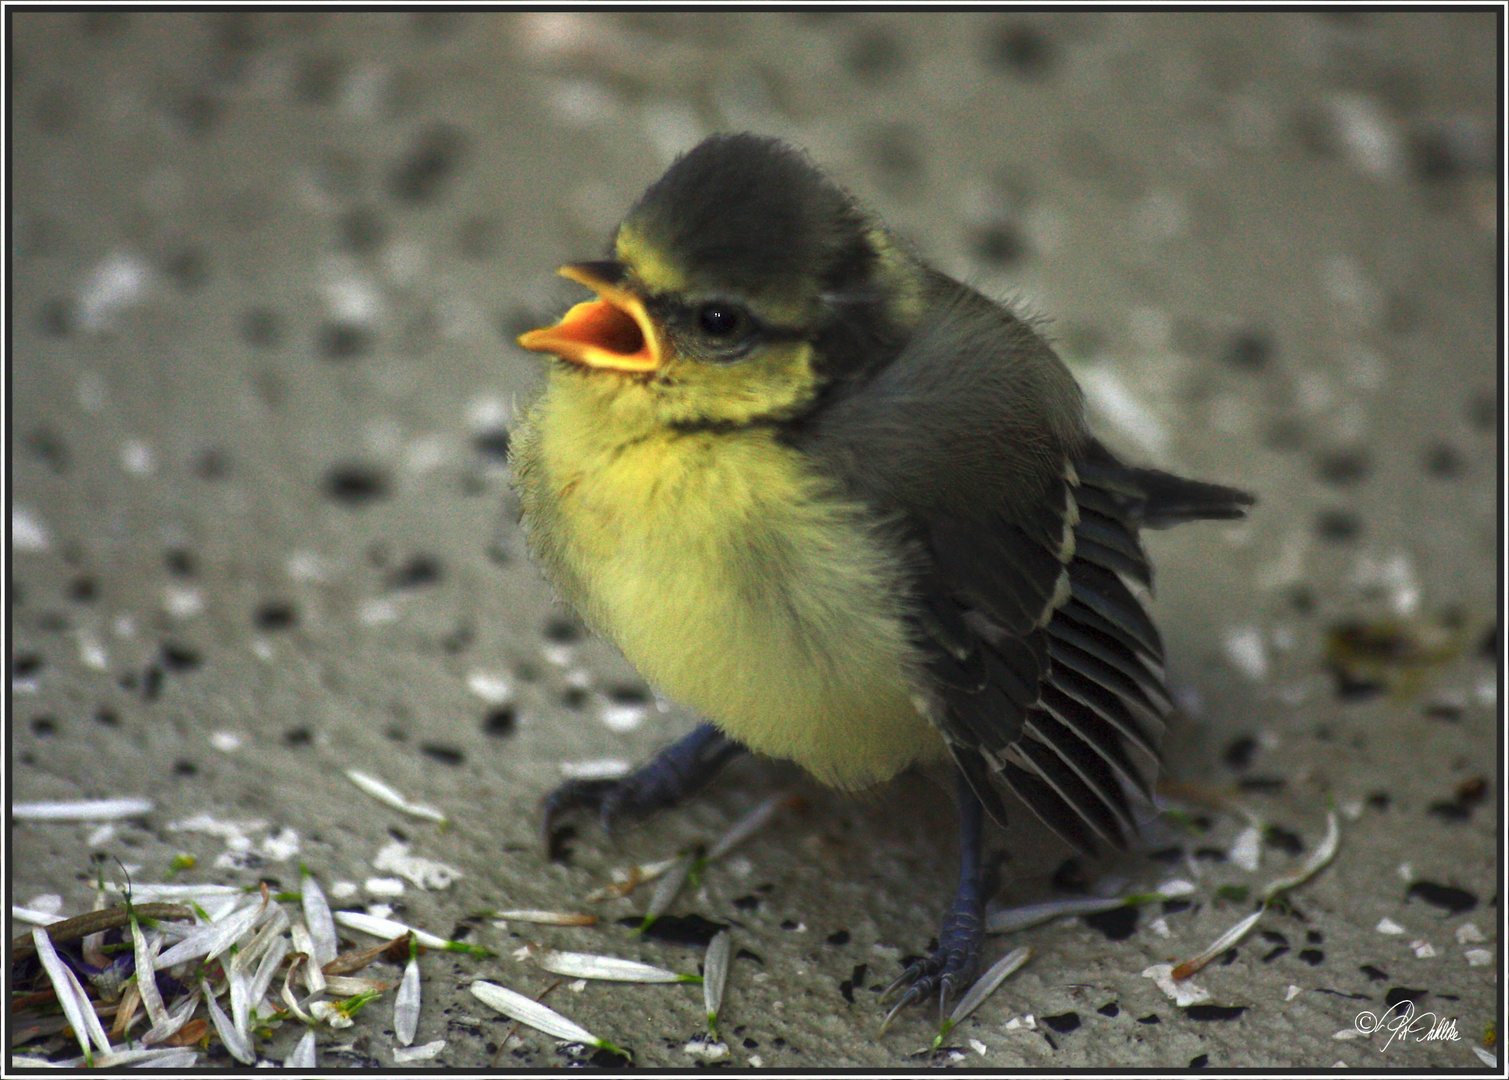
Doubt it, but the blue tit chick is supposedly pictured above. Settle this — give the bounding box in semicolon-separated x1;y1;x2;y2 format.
511;133;1253;1018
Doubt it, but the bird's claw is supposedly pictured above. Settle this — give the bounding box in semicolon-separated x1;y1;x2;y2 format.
878;979;928;1035
878;905;984;1032
541;777;627;839
541;724;744;850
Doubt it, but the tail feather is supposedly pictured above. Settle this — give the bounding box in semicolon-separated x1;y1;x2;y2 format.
1078;439;1255;530
1123;467;1256;529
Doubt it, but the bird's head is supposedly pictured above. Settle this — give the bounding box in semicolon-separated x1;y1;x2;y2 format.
518;134;925;430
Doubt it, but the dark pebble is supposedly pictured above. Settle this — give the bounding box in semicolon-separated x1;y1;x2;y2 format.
985;22;1056;78
1405;881;1477;914
1082;905;1138;941
1384;986;1428;1010
481;707;516;737
1185;1004;1247;1021
1264;826;1304;855
1314;508;1363;543
389;123;468;205
1042;1011;1080;1033
1223;734;1257;770
419;743;464;766
325;465;390;506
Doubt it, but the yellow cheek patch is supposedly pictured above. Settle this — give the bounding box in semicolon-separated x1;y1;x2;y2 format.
615;226;689;294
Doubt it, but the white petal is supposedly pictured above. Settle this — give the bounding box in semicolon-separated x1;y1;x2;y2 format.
393;1039;446;1063
141;990;201;1045
334;910;450;950
528;945;684;983
201;979;255;1064
247;938;290;1024
1172;907;1266;980
706;793;789;862
301;871;338;968
31;927;111;1059
1263;811;1340;899
643;851;697;925
394;955;421;1046
703;931;732;1031
155;902;261;968
948;946;1031;1027
103;882;244;902
13;798;153;820
986;895;1125;934
130;918;170;1029
285;1029;317;1068
1141;962;1212;1007
345;769;447;823
91;1046;200;1068
469;980;601;1045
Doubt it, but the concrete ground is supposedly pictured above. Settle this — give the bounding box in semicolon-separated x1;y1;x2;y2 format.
8;10;1499;1074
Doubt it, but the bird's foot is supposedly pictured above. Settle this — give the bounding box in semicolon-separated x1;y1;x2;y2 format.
881;895;985;1031
541;769;681;837
541;723;742;841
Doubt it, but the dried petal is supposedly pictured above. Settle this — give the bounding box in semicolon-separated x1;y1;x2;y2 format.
491;909;597;927
110;982;142;1040
323;934;407;976
586;856;681;902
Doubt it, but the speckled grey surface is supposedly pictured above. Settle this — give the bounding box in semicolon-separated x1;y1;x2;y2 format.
8;10;1500;1073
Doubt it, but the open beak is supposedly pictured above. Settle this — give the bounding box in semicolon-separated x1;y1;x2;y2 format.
516;261;664;373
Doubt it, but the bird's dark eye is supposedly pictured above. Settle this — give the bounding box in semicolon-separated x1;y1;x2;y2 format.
697;303;747;338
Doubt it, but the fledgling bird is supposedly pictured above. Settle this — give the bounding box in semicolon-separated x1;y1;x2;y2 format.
511;133;1253;1018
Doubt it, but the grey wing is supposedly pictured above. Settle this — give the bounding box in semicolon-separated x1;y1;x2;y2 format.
914;454;1170;853
795;294;1183;852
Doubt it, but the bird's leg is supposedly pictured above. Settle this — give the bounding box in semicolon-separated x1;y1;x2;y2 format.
884;765;988;1021
542;722;745;839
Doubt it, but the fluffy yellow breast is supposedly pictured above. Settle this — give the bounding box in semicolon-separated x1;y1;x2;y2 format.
512;372;946;789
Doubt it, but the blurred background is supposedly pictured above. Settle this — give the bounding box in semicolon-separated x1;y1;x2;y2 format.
10;10;1498;1070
